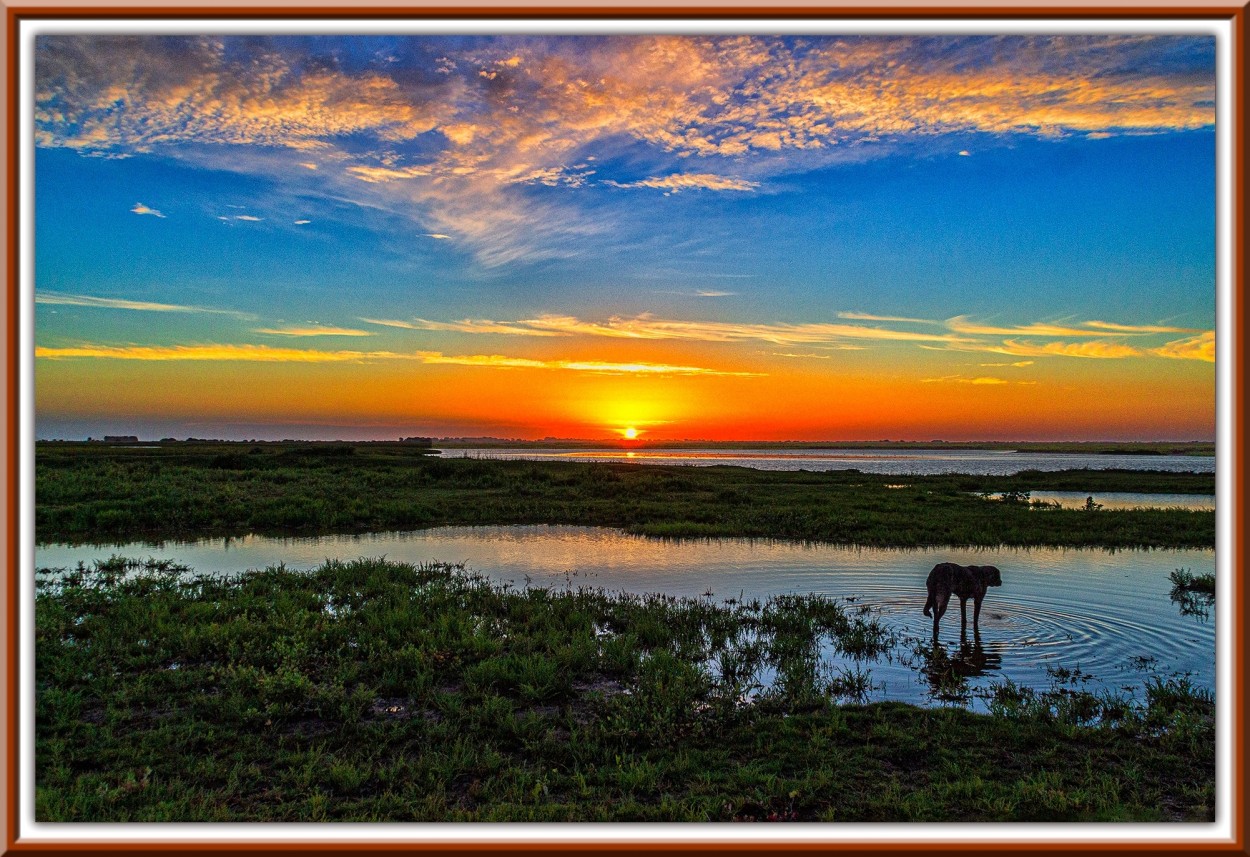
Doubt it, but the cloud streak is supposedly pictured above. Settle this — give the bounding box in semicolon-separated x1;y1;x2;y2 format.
413;352;763;376
369;309;1214;361
35;341;762;376
35;343;411;363
254;325;373;337
604;173;759;193
36;291;249;317
374;312;971;346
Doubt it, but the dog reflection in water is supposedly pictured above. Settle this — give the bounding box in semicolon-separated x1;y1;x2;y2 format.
922;638;1004;700
922;562;1003;642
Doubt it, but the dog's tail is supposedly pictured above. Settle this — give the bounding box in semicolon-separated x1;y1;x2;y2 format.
923;591;934;617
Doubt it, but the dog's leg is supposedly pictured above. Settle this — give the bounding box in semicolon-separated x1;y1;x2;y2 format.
972;593;984;634
959;597;969;641
932;593;949;640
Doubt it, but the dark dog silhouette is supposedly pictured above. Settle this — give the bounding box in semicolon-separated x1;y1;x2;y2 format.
923;563;1002;640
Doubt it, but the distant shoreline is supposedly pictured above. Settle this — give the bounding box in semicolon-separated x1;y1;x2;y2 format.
35;438;1217;456
431;439;1216;456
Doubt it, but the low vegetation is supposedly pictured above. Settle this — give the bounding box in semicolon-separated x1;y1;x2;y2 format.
1169;568;1216;595
36;558;1214;822
1169;569;1217;620
35;441;1215;548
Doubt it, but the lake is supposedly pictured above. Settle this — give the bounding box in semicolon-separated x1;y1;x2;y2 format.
37;525;1215;712
439;447;1216;476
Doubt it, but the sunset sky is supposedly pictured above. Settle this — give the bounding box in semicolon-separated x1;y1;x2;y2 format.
32;32;1217;441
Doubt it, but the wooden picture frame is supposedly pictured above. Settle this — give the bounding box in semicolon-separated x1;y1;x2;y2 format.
4;2;1244;853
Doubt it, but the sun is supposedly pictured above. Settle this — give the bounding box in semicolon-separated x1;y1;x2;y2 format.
622;427;639;440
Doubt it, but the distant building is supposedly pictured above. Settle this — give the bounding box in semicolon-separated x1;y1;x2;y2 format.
103;435;139;443
399;437;434;446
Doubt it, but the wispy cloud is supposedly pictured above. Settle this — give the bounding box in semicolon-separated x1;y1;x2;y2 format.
369;306;1213;364
985;339;1148;360
1083;320;1201;335
945;316;1120;338
254;325;373;337
35;290;249;317
346;164;433;184
838;311;940;324
1152;330;1215;362
413;351;763;376
360;317;564;337
380;313;971;346
922;375;1012;385
604;174;759;193
130;202;164;218
36;339;763;376
653;289;736;298
35;343;411;362
946;315;1203;338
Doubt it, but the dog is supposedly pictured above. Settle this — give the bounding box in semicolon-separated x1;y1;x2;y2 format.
923;563;1002;640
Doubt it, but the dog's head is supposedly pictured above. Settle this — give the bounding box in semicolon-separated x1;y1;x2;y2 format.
977;565;1003;587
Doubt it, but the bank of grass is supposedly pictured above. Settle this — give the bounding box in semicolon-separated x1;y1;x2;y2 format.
36;557;1213;822
35;442;1215;548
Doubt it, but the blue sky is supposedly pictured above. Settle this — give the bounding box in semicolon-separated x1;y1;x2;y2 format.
33;34;1217;440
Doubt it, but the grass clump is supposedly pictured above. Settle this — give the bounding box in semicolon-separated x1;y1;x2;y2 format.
1168;569;1216;621
1169;568;1216;595
36;557;1214;822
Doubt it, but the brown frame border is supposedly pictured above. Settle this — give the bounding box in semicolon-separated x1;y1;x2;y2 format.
2;3;1245;854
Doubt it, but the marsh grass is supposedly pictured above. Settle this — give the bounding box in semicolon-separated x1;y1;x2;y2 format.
1169;569;1216;620
1169;568;1216;595
36;557;1214;822
36;442;1214;548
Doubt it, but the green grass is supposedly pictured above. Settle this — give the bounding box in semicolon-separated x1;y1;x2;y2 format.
1168;569;1216;620
35;557;1214;822
1169;568;1216;595
35;441;1215;548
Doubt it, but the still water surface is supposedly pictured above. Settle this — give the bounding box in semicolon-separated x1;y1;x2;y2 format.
37;525;1214;711
442;447;1215;476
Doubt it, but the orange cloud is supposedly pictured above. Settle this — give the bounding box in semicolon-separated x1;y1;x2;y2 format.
605;173;759;193
921;375;1011;385
361;318;564;337
413;351;762;376
1153;331;1215;362
945;316;1120;338
405;313;971;346
35;344;410;363
995;339;1148;360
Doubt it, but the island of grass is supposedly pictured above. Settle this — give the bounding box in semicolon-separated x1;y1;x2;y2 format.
35;440;1215;548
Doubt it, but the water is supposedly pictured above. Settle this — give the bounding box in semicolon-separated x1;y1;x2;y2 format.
1022;491;1215;511
37;525;1214;711
441;447;1215;476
